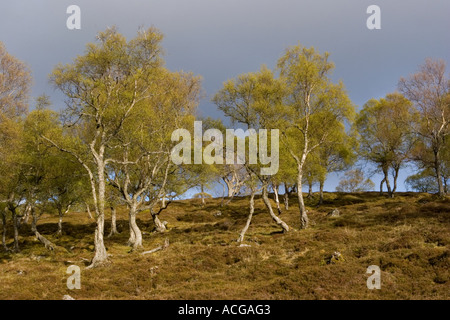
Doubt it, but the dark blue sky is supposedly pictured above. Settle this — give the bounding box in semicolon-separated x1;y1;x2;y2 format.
1;0;449;192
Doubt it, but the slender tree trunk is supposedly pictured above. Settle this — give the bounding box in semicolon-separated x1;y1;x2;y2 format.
108;206;119;237
57;206;66;236
128;206;142;250
434;150;445;197
1;207;7;252
238;190;255;243
91;213;107;265
10;207;19;253
161;196;166;208
31;207;55;251
85;202;93;220
224;178;235;198
379;177;385;195
318;180;324;205
224;190;238;205
89;162;108;267
283;182;289;210
436;167;445;197
227;187;234;198
273;184;282;215
220;182;226;207
45;129;109;267
262;183;289;232
392;167;400;195
307;181;313;199
382;167;393;198
283;192;289;210
297;169;309;229
128;218;136;245
22;204;31;225
152;213;167;233
200;184;205;206
444;177;448;194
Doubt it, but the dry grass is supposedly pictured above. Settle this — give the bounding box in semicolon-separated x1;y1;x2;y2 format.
0;192;449;300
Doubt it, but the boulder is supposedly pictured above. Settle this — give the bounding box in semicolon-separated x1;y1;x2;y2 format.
327;209;340;217
322;251;345;265
329;251;345;264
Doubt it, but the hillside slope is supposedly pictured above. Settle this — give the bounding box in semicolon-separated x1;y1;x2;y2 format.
0;192;449;299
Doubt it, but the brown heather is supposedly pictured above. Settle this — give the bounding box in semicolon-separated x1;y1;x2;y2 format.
0;192;448;300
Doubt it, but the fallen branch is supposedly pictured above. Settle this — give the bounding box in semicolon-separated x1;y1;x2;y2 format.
142;238;169;255
31;207;56;251
34;231;56;251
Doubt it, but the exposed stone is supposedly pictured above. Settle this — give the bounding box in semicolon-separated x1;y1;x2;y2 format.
329;251;345;264
327;209;340;217
322;251;345;265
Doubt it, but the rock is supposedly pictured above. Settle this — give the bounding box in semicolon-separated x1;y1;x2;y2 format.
327;209;340;217
329;251;345;264
30;255;45;261
322;251;345;265
213;211;222;217
63;295;75;300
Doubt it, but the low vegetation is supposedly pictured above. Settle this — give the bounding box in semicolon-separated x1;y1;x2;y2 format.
0;26;448;300
0;192;448;300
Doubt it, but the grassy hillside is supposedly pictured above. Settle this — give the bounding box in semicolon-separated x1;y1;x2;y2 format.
0;192;449;300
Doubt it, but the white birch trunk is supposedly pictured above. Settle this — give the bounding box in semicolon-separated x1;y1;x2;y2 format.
237;190;255;243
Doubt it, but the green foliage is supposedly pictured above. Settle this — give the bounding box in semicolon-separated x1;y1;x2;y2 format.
277;44;355;159
22;99;88;214
405;169;440;193
399;58;450;197
356;93;413;174
213;65;283;181
213;65;284;129
1;35;450;298
336;169;375;192
0;41;31;203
